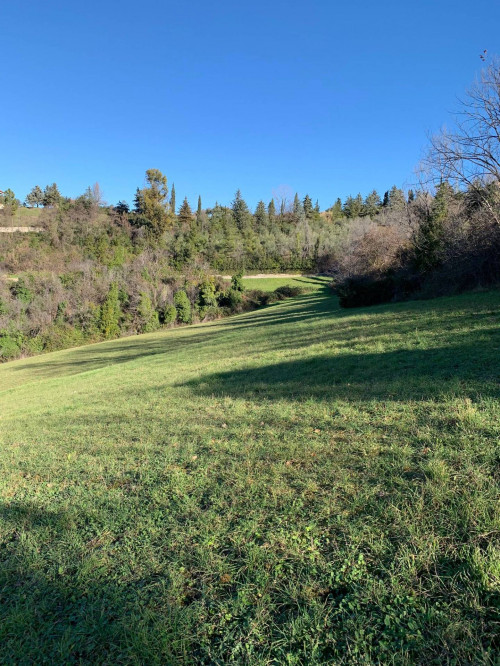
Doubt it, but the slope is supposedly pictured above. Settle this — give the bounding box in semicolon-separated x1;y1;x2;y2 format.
0;282;499;664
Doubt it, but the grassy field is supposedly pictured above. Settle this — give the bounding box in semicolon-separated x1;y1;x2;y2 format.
0;279;499;664
242;275;325;292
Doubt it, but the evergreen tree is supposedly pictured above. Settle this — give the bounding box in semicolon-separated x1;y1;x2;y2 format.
268;199;276;224
134;169;171;235
364;190;381;217
382;190;390;207
413;182;452;271
170;183;176;215
293;193;303;217
174;290;192;323
1;189;20;212
114;201;130;214
178;197;194;225
197;195;202;218
330;197;343;220
43;183;62;207
314;199;320;213
408;189;415;203
137;292;160;332
388;185;406;210
231;189;250;230
25;185;44;208
255;200;268;229
303;194;313;219
99;283;121;338
343;193;363;218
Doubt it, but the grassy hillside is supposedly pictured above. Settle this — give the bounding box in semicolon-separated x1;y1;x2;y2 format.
0;281;499;664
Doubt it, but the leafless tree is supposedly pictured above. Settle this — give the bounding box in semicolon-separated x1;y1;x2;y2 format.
424;59;500;224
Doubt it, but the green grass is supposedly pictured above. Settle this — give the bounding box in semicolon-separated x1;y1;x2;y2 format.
0;282;499;664
241;276;327;292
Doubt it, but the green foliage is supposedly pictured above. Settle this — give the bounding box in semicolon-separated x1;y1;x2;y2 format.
10;278;33;304
25;185;44;208
178;197;193;225
43;183;62;207
231;271;244;292
198;278;217;307
413;182;453;272
99;282;121;338
162;304;177;325
174;289;192;323
134;169;171;236
231;189;250;230
137;292;160;333
1;189;20;213
0;332;22;360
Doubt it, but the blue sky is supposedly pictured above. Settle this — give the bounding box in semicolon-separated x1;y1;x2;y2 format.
1;0;498;210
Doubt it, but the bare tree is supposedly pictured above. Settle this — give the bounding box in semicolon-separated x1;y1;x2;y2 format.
425;59;500;224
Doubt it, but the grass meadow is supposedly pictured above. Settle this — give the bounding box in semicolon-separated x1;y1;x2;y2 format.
0;278;499;664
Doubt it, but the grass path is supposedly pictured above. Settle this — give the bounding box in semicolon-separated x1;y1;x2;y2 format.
0;282;499;664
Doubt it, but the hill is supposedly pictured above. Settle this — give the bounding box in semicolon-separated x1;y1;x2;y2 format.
0;281;499;664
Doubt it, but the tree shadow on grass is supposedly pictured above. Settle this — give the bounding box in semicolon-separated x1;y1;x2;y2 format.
181;337;500;403
0;501;183;664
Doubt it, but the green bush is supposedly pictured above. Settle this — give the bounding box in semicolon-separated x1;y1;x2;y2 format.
137;292;160;333
0;333;22;361
273;285;303;300
99;283;122;338
162;304;177;326
174;290;192;324
231;272;244;292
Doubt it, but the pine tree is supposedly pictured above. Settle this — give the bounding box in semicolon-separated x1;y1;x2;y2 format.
314;199;320;213
382;190;390;207
25;185;44;208
1;189;20;212
413;182;452;271
170;183;176;215
231;189;250;230
43;183;62;207
364;190;381;217
408;189;415;203
330;198;343;220
178;197;194;225
303;194;313;219
133;169;171;235
388;185;406;210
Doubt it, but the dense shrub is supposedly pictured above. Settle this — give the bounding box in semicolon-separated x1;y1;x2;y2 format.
162;304;177;325
174;290;192;324
273;285;303;300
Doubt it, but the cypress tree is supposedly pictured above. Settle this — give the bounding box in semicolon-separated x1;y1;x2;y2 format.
268;199;276;223
170;183;176;215
303;194;313;219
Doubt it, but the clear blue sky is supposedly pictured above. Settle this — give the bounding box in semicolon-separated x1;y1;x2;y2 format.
1;0;498;210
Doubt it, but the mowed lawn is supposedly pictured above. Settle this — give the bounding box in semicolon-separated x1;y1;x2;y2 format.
0;281;499;664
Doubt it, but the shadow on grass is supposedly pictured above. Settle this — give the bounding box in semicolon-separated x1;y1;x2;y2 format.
0;501;182;663
181;337;500;402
